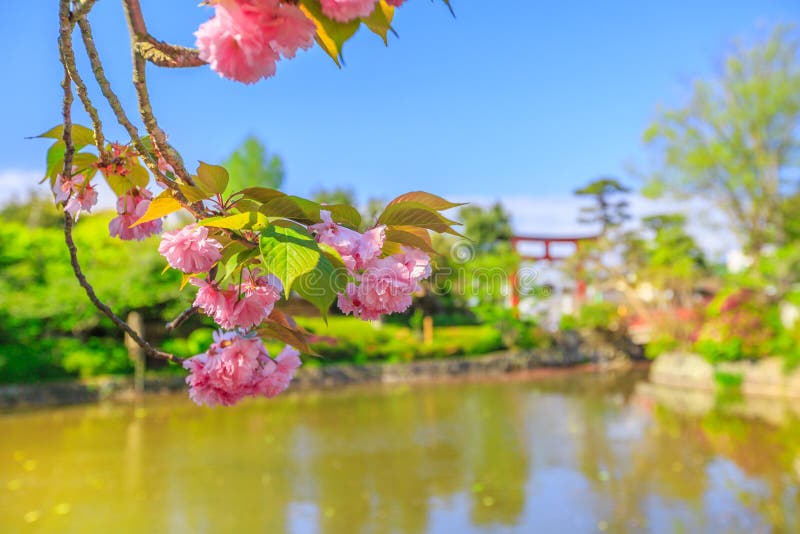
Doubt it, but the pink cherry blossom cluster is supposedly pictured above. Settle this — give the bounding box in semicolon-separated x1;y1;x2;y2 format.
195;0;408;84
158;224;223;274
319;0;378;22
154;210;430;407
338;248;431;320
183;330;302;406
195;0;316;84
190;268;282;330
309;210;432;320
53;172;98;220
157;225;292;407
109;187;162;241
320;0;405;23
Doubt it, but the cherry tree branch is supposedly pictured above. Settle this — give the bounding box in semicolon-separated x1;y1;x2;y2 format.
76;16;206;219
69;0;97;23
166;306;198;332
59;6;105;152
121;0;205;68
63;214;184;364
58;0;182;366
122;0;197;186
135;36;206;69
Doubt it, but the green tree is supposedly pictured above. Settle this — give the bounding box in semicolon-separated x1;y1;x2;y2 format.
0;198;190;381
640;214;708;301
643;25;800;255
433;203;519;323
311;189;389;228
0;192;64;228
574;177;631;235
362;197;386;227
459;202;514;251
311;187;356;206
223;136;284;195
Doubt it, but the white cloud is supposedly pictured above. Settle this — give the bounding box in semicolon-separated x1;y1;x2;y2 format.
0;169;43;203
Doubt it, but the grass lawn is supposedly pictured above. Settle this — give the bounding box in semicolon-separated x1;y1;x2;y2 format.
294;316;505;365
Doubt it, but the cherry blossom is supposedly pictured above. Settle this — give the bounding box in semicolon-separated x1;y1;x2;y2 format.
195;0;315;84
54;173;98;220
183;331;302;407
337;248;432;320
108;188;162;241
319;0;378;23
158;224;223;274
309;210;386;272
191;268;281;330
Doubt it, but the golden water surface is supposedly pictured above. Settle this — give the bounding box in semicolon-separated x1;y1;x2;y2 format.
2;370;799;533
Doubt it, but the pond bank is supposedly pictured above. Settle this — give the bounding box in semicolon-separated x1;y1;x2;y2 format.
0;348;628;410
649;352;800;399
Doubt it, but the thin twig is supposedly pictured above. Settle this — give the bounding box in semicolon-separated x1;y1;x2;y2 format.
122;0;194;186
76;18;141;146
58;1;75;172
69;0;97;22
136;36;205;68
165;306;198;332
59;3;105;151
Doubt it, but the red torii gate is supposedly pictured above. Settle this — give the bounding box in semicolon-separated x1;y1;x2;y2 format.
509;234;597;309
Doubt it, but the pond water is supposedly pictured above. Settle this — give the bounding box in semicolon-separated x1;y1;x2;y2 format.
2;369;799;533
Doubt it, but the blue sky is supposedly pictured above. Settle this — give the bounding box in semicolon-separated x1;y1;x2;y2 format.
1;0;798;240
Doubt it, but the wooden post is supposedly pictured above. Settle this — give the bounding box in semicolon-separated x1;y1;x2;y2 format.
124;311;145;396
423;315;434;346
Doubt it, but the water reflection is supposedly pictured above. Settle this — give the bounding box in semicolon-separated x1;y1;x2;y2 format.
2;370;799;533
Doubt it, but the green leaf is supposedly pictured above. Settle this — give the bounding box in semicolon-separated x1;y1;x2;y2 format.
45;142;66;181
217;246;259;286
131;191;183;227
259;223;322;297
238;186;286;203
387;191;465;211
199;211;269;231
384;226;437;255
178;182;210;203
72;152;99;175
318;243;348;271
378;201;462;235
259;195;321;225
46;146;99;183
127;163;150;188
299;0;360;66
104;174;128;196
381;240;405;256
35;124;95;149
258;309;317;355
326;203;362;228
220;241;248;263
194;161;229;196
294;253;348;318
362;1;395;44
232;198;261;213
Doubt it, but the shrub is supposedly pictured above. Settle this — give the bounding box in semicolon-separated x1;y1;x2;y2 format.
694;288;777;361
560;302;620;332
298;317;505;364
